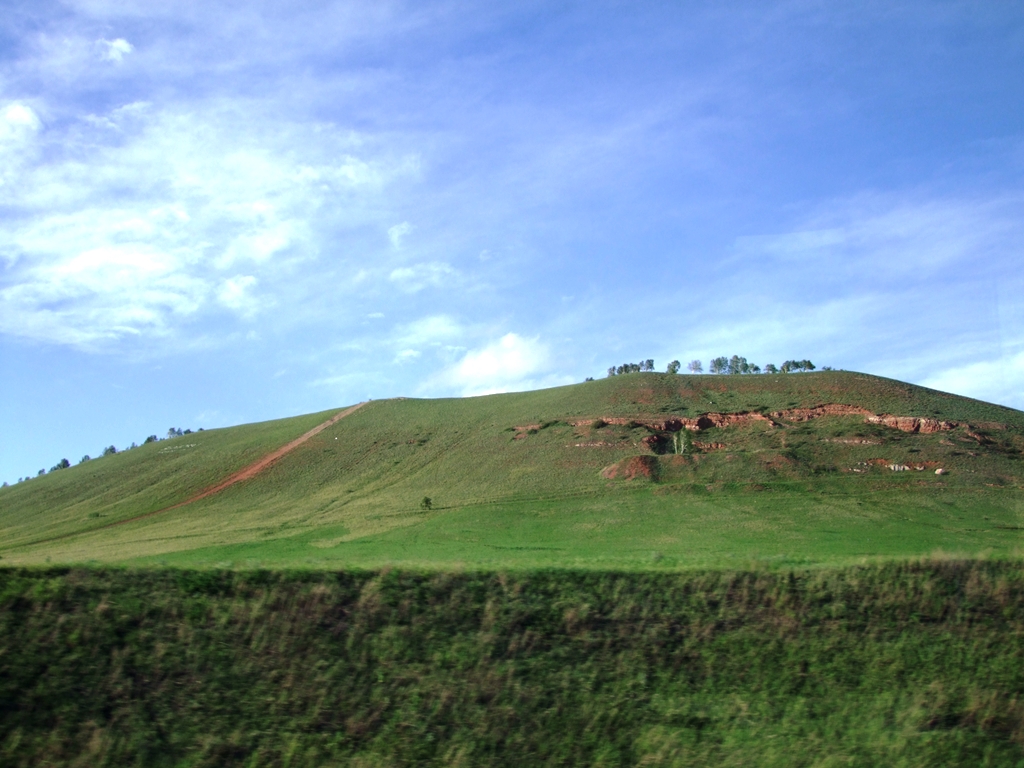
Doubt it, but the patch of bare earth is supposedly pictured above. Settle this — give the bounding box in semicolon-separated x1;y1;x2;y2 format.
601;456;659;480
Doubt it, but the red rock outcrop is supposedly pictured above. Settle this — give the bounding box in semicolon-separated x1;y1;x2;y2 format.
771;404;874;421
865;415;957;433
570;411;775;433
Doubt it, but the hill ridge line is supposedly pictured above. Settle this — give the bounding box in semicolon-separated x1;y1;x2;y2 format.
30;402;370;546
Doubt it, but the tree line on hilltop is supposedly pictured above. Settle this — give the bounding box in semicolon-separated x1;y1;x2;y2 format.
606;355;826;378
3;427;201;488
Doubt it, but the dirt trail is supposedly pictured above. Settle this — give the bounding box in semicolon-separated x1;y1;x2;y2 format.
148;401;369;515
31;402;369;545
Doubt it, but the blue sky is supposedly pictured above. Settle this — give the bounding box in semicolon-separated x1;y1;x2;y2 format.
1;1;1022;483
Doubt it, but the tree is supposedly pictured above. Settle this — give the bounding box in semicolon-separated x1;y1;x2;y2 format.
50;458;70;472
37;469;45;476
687;360;703;374
672;428;696;455
79;455;91;464
764;363;779;374
607;367;616;377
167;428;183;439
728;355;750;375
643;359;654;372
710;356;728;374
666;360;681;374
420;496;433;511
800;360;816;371
103;445;117;456
144;435;158;444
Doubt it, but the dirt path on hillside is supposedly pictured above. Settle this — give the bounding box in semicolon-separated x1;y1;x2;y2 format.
147;401;369;515
29;402;369;546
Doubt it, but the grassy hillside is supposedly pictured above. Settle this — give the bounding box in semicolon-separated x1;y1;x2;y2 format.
2;563;1023;767
2;372;1022;568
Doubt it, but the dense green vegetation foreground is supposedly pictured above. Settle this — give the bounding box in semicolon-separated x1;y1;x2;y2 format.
2;563;1023;766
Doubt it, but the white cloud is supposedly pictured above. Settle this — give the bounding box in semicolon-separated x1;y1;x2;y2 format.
217;275;259;313
0;103;42;176
919;350;1024;411
388;221;412;249
733;194;1022;281
430;332;570;396
394;315;463;348
393;348;421;363
0;103;42;135
388;261;456;293
99;38;134;62
0;100;413;348
0;244;208;346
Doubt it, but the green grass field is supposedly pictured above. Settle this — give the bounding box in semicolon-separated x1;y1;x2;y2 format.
2;371;1021;569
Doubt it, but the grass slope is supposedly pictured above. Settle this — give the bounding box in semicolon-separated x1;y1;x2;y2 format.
2;372;1022;568
2;563;1023;767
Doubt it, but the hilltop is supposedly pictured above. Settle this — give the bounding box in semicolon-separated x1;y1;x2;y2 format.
1;371;1022;569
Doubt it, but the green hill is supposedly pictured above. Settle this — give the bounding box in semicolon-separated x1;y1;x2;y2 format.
2;371;1021;569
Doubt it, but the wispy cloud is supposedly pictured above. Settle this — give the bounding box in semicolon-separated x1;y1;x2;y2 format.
920;350;1024;409
392;314;463;349
426;332;571;397
98;38;134;62
0;99;415;349
387;221;412;249
388;261;457;293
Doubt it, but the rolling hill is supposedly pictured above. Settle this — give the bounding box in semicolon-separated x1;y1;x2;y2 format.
3;370;1022;569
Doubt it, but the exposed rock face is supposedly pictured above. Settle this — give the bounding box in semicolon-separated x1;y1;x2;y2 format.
865;415;957;433
556;405;998;446
570;412;774;433
772;405;874;421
